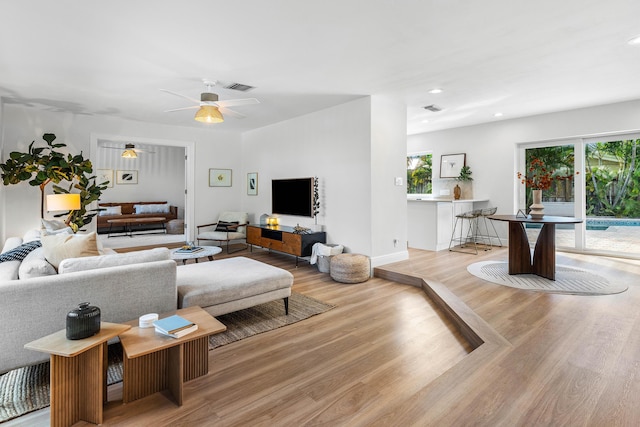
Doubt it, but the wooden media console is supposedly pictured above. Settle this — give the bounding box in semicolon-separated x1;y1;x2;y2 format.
247;224;326;265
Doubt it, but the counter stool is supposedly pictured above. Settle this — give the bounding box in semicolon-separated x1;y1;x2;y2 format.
476;207;502;249
449;209;483;254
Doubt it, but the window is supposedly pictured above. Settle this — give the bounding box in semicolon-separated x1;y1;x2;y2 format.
407;153;432;195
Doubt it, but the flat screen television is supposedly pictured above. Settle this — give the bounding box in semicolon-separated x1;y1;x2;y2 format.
272;177;313;217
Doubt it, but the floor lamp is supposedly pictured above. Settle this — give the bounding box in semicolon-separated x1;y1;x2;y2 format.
46;194;81;226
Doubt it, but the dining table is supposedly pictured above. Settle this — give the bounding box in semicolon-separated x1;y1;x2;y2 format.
488;215;583;280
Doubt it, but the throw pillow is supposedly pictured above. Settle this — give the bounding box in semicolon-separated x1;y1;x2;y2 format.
98;205;122;216
215;221;239;232
2;237;23;253
134;203;170;214
41;232;100;269
18;247;57;279
23;229;43;243
41;218;68;232
0;240;42;263
41;226;74;236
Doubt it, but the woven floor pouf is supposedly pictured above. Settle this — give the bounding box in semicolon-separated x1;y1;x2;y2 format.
330;253;370;283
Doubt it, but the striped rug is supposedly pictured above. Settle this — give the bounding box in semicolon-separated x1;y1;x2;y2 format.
467;261;628;295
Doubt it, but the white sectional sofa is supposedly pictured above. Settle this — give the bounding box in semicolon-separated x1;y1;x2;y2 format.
0;230;295;375
0;233;177;373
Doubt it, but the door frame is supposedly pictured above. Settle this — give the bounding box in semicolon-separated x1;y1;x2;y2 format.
90;133;196;242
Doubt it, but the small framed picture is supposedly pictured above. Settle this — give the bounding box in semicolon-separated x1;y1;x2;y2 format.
209;168;232;187
116;170;138;185
96;169;113;188
440;153;466;178
247;172;258;195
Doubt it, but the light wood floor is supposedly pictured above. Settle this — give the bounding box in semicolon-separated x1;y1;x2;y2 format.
9;245;640;426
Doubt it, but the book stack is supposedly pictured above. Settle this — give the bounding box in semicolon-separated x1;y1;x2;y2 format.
153;314;198;338
175;246;203;254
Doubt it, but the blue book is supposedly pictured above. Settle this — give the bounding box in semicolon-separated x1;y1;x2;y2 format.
153;314;196;335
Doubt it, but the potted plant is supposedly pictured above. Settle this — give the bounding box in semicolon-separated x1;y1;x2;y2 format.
454;165;473;199
0;133;107;231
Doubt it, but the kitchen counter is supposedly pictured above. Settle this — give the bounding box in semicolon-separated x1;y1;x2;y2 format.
407;197;489;251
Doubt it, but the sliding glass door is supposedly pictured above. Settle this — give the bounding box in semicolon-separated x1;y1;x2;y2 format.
520;134;640;258
584;136;640;256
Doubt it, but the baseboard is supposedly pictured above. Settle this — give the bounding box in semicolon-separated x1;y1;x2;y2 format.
370;250;409;268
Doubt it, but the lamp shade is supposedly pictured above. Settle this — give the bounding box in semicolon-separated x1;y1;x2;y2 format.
47;194;81;211
195;106;224;123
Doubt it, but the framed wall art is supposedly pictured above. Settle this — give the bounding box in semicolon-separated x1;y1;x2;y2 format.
440;153;466;178
209;168;232;187
247;172;258;195
96;169;113;188
116;170;138;185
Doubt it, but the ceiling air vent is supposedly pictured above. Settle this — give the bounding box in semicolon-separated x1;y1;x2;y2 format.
423;104;442;112
224;82;255;92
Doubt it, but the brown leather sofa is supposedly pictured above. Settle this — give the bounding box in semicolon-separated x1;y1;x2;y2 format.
97;201;178;233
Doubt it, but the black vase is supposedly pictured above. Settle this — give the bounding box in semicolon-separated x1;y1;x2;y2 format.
66;302;101;340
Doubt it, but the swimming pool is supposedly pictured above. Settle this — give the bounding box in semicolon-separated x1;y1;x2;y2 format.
525;217;640;230
586;217;640;230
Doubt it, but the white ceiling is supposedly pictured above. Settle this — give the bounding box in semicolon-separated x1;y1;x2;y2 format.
2;1;640;135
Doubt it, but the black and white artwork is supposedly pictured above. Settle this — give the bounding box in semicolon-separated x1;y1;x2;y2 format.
116;170;138;184
247;172;258;195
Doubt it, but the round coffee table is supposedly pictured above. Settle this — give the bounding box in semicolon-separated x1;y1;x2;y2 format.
171;246;222;265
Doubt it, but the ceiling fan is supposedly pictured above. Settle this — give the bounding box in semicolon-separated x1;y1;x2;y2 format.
101;143;155;158
161;79;260;123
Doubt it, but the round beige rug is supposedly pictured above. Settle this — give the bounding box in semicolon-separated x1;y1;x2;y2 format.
467;261;628;295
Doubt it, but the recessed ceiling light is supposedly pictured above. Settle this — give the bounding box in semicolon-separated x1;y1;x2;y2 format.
421;119;430;123
627;34;640;45
428;88;443;94
494;112;503;117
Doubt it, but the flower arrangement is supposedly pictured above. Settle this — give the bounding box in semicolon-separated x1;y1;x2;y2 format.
517;157;576;190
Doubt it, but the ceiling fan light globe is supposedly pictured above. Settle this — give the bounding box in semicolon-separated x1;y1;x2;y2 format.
121;149;138;158
195;106;224;123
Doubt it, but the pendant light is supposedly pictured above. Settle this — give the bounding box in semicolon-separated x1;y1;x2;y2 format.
121;143;138;158
195;105;224;123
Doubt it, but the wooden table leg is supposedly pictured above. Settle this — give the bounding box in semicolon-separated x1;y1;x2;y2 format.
50;343;105;427
532;223;556;280
508;222;533;275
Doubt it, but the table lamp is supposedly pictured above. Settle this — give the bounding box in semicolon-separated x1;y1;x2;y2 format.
46;193;81;226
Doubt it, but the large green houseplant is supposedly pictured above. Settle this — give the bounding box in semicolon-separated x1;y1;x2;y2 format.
0;133;107;231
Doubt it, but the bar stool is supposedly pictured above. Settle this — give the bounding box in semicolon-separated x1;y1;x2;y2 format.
476;207;502;249
449;209;483;254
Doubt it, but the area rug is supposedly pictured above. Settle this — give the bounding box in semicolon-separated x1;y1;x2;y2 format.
209;292;335;349
0;343;123;424
0;292;334;423
467;261;628;295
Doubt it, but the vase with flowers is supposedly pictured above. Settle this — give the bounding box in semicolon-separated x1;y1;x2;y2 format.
517;157;575;219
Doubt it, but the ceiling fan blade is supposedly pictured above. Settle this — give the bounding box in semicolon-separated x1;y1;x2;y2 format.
219;107;246;119
164;106;199;113
215;98;260;108
159;89;200;105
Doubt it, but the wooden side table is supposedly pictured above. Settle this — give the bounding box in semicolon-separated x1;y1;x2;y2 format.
24;322;131;427
118;306;226;406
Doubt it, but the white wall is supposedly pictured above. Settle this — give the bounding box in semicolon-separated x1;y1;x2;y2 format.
370;95;409;263
1;104;241;240
241;97;375;256
408;99;640;238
